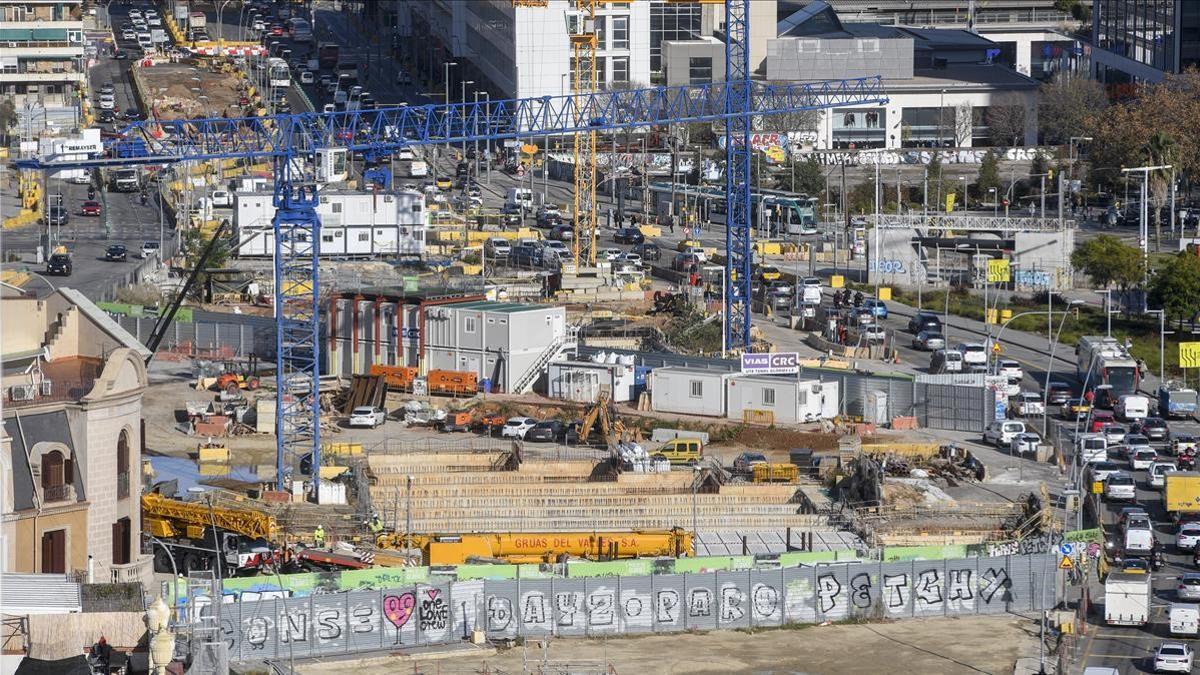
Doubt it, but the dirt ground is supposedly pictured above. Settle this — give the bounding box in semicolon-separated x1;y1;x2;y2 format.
137;61;245;118
305;615;1036;675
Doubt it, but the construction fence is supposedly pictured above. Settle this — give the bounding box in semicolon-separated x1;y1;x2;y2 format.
198;554;1056;661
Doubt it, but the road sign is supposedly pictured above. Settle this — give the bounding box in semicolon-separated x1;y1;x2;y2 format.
986;259;1011;283
1181;342;1200;369
1059;543;1075;556
1059;555;1074;570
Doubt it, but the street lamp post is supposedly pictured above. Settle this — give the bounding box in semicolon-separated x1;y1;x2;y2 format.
1043;300;1086;435
989;187;997;217
1147;309;1169;384
1122;164;1172;287
460;80;474;157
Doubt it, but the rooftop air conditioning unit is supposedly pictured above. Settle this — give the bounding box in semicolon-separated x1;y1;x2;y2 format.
10;385;35;401
40;381;53;396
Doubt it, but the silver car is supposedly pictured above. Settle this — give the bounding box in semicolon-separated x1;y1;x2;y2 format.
911;330;946;351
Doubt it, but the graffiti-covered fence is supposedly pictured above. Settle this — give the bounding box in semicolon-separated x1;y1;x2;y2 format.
199;555;1056;661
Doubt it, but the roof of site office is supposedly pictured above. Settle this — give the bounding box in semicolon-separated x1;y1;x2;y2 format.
447;300;552;314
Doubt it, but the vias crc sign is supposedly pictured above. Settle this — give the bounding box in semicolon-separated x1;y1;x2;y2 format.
741;352;799;375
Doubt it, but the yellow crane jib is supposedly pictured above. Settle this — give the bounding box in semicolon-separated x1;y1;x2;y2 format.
141;492;278;542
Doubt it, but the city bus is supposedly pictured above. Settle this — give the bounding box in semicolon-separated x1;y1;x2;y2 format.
1076;335;1140;397
268;57;291;88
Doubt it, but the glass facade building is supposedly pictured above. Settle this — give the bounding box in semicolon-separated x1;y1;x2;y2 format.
1092;0;1200;80
650;1;702;83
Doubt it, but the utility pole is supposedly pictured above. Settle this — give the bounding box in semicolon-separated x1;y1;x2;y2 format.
1122;164;1171;290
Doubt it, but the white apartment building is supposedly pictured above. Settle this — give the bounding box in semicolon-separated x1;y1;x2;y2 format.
234;190;427;258
0;0;87;132
402;0;656;100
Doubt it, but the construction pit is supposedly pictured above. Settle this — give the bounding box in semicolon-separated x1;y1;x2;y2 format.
132;60;248;120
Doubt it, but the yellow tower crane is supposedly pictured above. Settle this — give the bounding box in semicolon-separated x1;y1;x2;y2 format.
571;0;602;268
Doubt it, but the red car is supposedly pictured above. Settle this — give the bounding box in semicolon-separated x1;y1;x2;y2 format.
81;200;102;216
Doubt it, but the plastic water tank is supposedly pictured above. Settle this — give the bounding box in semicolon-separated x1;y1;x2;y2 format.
592;351;607;364
864;391;888;425
619;354;635;366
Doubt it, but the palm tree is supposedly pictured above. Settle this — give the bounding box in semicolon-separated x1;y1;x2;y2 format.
1142;131;1177;252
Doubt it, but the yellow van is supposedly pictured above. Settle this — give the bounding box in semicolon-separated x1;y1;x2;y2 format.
652;438;703;465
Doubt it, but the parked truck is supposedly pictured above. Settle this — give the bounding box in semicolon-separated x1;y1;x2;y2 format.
1104;572;1151;626
142;492;279;575
1164;472;1200;521
1159;384;1199;420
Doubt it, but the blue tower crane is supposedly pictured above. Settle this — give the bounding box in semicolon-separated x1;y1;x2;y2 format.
17;0;886;497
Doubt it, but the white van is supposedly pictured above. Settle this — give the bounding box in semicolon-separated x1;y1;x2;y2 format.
506;188;534;211
1116;394;1151;422
1171;603;1200;636
930;349;963;373
1078;435;1108;464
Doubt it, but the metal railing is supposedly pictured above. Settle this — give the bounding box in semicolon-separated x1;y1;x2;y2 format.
5;377;96;408
43;484;71;503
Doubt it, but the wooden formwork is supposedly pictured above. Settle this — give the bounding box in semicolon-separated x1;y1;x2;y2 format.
368;453;507;472
399;514;827;533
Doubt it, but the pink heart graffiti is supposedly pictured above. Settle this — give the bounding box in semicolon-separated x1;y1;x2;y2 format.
425;588;440;601
383;593;416;630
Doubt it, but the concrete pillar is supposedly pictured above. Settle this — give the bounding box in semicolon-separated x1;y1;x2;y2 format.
1023;97;1039;147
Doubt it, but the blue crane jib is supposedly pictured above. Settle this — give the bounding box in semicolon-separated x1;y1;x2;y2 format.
15;0;885;498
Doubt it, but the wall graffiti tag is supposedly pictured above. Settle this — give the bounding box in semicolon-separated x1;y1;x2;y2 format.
208;555;1053;660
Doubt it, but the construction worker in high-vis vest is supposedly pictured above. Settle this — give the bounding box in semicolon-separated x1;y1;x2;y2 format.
313;524;326;548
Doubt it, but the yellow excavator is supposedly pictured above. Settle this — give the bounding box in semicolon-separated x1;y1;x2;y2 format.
574;391;639;448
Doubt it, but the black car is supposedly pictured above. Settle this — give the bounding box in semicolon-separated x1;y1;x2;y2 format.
524;420;566;443
98;109;116;124
45;253;72;276
907;311;942;334
104;244;128;262
46;206;68;226
631;242;661;261
113;49;128;59
613;227;645;245
123;108;143;121
1132;416;1171;442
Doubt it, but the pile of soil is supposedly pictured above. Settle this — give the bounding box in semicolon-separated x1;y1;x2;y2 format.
731;427;840;452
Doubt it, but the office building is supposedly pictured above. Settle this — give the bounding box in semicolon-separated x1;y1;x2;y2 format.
664;1;1041;149
0;0;87;132
1091;0;1200;84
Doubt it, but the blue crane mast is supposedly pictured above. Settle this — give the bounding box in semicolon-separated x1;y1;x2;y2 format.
17;0;886;497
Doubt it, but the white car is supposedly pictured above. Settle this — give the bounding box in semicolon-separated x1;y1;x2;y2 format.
1130;447;1158;471
1150;461;1176;489
543;240;569;257
1104;471;1137;501
1103;424;1128;445
956;342;988;367
347;406;386;428
862;325;886;344
996;359;1023;382
1154;642;1194;674
141;241;160;259
300;70;315;84
682;246;708;262
600;248;622;262
99;94;116;110
1177;522;1200;551
983;420;1026;446
1011;392;1045;417
618;252;642;265
1009;433;1040;456
501;417;538;439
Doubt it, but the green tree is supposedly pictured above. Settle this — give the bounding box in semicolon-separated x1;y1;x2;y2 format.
1070;234;1144;290
976;150;1002;200
1149;252;1200;326
179;226;231;298
847;178;878;215
0;98;15;145
784;156;826;195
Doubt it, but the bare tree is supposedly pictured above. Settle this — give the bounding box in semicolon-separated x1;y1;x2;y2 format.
987;94;1028;147
955;102;974;147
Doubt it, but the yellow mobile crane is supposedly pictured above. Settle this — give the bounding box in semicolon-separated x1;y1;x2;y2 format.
377;528;693;566
142;492;279;575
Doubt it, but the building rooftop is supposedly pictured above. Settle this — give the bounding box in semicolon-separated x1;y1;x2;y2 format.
448;300;555;314
898;63;1040;89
